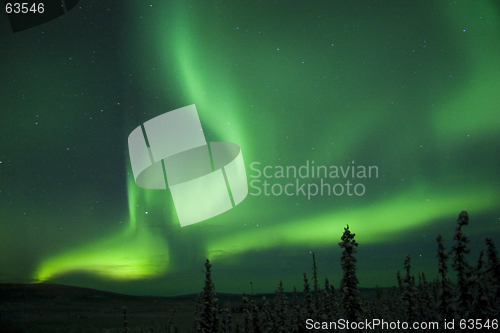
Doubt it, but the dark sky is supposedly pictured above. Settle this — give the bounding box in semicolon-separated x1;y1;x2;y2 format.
1;0;499;297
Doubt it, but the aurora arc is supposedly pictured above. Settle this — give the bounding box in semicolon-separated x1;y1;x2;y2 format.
31;0;500;293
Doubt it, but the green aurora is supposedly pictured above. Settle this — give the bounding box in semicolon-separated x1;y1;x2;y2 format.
1;0;499;296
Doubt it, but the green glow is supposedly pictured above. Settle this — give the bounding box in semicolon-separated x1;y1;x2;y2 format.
206;183;499;261
34;167;170;282
2;0;496;295
35;227;168;281
433;1;500;140
162;2;248;152
158;0;500;277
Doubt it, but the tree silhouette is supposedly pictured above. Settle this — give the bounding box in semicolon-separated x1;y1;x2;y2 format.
338;224;361;323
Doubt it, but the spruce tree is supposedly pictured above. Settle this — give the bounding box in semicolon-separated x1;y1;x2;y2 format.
471;250;488;318
396;270;403;292
303;273;315;320
197;259;218;333
417;272;433;321
401;254;417;322
338;224;361;323
485;237;500;303
219;308;232;333
312;253;318;293
241;292;252;333
485;237;500;316
311;252;319;311
436;234;453;321
451;211;473;318
274;280;290;333
250;298;261;333
323;277;333;321
260;296;274;332
122;306;129;333
290;286;302;333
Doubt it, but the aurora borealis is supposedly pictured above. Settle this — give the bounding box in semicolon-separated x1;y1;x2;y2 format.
1;0;499;297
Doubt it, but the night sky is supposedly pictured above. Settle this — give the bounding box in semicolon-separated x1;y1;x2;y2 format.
1;0;499;297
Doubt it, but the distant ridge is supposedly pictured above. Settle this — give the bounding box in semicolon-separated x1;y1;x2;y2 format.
0;282;382;332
